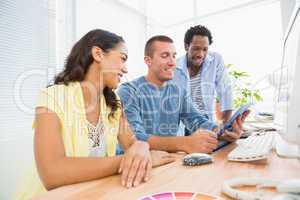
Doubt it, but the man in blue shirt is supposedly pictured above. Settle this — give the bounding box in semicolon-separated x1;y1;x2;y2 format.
118;35;245;153
174;25;233;125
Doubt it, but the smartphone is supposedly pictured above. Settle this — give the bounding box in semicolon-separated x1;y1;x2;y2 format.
217;103;251;137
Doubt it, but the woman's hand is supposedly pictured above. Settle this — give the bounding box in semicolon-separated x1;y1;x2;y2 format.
119;141;151;188
150;150;176;168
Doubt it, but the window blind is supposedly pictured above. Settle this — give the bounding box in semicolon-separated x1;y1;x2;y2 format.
0;0;56;199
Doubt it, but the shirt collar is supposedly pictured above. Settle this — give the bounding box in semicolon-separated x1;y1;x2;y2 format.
177;52;213;71
141;76;168;90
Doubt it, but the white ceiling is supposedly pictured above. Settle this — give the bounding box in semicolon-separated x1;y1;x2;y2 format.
117;0;277;26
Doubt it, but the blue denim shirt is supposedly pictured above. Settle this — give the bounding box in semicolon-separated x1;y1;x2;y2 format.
173;52;233;121
117;76;218;141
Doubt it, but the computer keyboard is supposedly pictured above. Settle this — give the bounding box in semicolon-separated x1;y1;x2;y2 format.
228;131;276;162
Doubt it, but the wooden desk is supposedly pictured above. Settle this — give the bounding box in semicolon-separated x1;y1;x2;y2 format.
34;143;300;200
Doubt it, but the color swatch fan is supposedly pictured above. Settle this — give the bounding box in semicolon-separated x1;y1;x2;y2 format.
138;191;223;200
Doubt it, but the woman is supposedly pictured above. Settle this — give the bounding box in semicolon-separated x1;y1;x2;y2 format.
16;29;175;199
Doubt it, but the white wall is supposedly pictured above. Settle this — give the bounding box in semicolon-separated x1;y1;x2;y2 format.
280;0;297;32
76;0;148;82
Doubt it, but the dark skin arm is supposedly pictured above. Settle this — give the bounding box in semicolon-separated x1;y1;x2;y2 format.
222;110;233;123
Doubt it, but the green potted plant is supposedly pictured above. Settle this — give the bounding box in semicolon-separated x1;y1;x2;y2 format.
215;64;263;121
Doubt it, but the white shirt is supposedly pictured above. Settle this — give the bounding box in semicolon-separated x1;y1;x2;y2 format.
87;120;106;157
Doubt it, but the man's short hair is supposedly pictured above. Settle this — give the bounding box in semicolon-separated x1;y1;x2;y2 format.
184;25;213;47
144;35;173;57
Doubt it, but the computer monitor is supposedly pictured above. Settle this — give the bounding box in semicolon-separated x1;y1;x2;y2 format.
275;2;300;152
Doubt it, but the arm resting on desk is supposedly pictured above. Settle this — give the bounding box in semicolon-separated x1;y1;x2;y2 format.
34;107;151;190
34;107;125;190
148;130;218;154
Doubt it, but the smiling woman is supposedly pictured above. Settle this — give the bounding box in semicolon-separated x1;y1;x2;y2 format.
14;29;175;200
54;29;128;118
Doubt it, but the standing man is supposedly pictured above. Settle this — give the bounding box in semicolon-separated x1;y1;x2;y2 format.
174;25;233;124
117;35;245;154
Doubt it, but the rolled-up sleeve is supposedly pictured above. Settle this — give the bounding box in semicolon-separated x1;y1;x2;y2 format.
179;88;218;135
117;83;150;141
215;55;233;112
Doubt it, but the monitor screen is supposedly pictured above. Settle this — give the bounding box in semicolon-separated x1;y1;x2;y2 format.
275;3;300;144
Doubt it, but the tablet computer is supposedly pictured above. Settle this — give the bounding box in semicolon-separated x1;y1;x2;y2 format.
218;103;251;136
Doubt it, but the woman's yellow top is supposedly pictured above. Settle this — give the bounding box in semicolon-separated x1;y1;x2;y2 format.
15;82;121;200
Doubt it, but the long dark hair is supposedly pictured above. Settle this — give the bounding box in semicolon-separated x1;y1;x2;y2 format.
54;29;124;119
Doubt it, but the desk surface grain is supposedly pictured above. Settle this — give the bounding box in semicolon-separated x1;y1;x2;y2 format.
34;143;300;200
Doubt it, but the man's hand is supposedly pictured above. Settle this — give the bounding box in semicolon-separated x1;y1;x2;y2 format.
119;141;151;188
219;110;250;142
181;130;218;153
150;150;176;168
